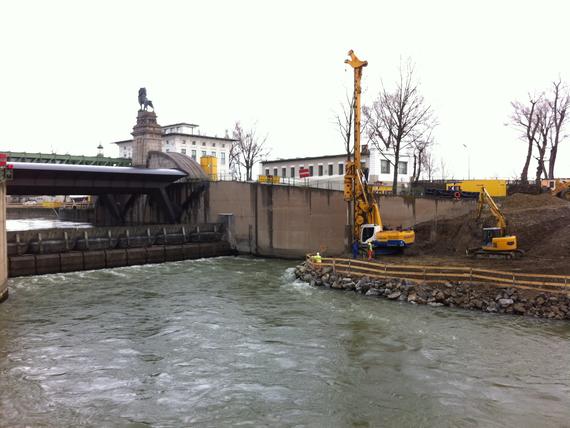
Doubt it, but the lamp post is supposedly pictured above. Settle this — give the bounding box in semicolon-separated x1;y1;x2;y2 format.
462;143;470;180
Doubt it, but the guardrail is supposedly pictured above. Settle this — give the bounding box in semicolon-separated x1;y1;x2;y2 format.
305;255;570;294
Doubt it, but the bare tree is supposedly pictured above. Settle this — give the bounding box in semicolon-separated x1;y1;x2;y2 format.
231;121;270;181
364;59;437;194
334;92;354;160
410;131;434;185
510;95;541;184
422;150;439;181
547;79;570;179
534;100;553;184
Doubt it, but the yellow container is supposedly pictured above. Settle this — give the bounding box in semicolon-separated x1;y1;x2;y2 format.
258;175;280;184
41;201;63;208
200;155;218;180
446;179;507;197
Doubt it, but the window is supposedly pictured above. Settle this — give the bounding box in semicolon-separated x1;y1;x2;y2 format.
182;140;186;144
318;165;323;176
282;167;286;178
181;148;186;154
309;165;314;176
273;168;278;176
211;151;216;157
202;142;206;146
191;150;196;160
221;152;226;165
222;144;225;148
291;167;295;177
328;164;333;176
398;161;408;175
192;141;196;145
265;168;270;176
381;160;390;174
202;151;207;157
213;143;216;147
338;163;344;175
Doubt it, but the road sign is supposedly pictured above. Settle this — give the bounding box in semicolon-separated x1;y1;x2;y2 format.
299;167;310;178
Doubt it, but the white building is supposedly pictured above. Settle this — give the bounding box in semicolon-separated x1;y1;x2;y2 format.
112;122;235;178
260;146;412;193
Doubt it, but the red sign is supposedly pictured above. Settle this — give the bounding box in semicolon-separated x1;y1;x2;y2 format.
299;167;310;178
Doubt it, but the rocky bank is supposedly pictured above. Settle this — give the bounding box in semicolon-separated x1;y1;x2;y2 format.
295;262;570;320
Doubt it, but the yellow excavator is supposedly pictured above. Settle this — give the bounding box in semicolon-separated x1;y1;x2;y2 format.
343;50;415;254
549;179;570;201
466;186;523;259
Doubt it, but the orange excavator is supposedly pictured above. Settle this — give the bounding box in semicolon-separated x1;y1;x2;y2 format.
343;50;415;255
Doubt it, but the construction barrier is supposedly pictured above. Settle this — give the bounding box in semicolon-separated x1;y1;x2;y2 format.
306;255;570;295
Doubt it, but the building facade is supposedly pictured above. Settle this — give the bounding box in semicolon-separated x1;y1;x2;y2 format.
113;122;235;178
260;146;412;193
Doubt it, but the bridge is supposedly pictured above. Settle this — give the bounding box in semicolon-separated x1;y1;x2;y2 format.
7;152;208;224
5;151;131;167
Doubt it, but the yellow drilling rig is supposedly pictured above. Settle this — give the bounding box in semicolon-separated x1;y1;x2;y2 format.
343;50;415;255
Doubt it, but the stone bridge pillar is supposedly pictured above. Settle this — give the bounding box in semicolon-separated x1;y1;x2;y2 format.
131;110;162;167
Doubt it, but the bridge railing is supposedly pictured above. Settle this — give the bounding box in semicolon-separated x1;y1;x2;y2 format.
305;255;570;294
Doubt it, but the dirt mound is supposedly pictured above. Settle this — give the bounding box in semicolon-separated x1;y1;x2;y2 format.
501;193;569;210
414;193;570;259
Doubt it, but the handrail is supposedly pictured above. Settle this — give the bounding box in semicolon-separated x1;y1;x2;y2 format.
305;255;570;293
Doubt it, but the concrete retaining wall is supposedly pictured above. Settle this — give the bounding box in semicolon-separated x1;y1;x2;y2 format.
196;182;475;258
0;184;6;301
9;241;234;277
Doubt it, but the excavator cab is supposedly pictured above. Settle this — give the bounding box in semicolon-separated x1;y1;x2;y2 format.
482;227;502;246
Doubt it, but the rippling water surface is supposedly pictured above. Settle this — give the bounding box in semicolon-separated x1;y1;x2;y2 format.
1;257;569;427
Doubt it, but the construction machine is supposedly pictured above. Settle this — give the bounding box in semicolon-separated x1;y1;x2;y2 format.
466;186;523;259
549;179;570;201
343;50;415;254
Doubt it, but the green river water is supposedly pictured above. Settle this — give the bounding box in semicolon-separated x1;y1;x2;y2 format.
0;256;569;427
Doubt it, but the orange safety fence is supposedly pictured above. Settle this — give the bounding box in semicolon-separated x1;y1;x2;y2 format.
305;255;570;295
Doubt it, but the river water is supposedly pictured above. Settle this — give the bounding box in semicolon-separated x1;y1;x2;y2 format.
1;257;569;427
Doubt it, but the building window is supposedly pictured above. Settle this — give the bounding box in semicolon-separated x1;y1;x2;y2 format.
381;160;391;174
191;150;196;160
192;141;196;145
222;144;225;148
328;164;333;176
265;168;270;176
338;163;344;175
202;142;206;146
291;167;295;177
273;168;278;176
398;161;408;175
282;167;286;178
211;151;216;157
182;140;186;144
181;148;186;154
202;151;207;158
213;143;216;147
318;165;323;176
221;152;226;165
309;165;314;176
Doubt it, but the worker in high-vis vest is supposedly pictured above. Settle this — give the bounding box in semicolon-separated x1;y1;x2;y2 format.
367;242;373;260
313;252;322;264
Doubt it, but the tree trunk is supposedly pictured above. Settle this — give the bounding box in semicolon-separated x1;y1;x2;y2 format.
548;145;558;179
520;139;533;184
392;151;400;195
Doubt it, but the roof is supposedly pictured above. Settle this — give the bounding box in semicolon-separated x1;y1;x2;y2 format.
163;122;198;128
112;134;236;145
262;153;352;164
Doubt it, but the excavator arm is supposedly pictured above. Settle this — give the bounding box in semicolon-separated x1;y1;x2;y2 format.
476;186;507;231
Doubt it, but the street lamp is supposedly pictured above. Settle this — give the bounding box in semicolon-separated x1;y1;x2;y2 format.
462;143;470;180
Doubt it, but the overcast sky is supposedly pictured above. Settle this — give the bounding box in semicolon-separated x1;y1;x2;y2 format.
1;0;569;179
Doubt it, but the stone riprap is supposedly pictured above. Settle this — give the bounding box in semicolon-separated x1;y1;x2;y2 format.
295;262;570;320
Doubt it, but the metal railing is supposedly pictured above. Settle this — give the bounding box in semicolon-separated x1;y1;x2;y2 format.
306;255;570;294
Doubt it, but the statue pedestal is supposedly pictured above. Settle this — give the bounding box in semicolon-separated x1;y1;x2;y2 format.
131;110;162;167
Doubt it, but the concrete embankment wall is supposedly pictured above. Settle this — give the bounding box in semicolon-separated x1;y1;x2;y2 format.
7;207;59;219
7;223;233;277
196;182;475;258
0;184;7;300
9;241;233;277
